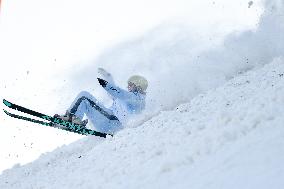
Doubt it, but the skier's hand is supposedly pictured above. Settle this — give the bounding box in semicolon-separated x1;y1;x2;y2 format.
97;78;108;87
98;68;111;77
98;67;115;85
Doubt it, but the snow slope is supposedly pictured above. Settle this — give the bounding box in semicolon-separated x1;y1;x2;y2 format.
0;57;283;189
0;0;264;172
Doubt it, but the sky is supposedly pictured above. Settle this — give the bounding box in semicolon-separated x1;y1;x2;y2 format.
0;0;264;172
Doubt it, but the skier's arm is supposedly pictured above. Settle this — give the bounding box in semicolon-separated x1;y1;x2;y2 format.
97;78;130;100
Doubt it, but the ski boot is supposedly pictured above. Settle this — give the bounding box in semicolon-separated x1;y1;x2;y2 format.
53;111;88;129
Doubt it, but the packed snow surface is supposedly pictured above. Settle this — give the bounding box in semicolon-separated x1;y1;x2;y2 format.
0;58;283;189
1;0;284;188
1;0;283;173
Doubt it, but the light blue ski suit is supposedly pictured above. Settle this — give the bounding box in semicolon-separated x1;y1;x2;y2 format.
68;79;146;134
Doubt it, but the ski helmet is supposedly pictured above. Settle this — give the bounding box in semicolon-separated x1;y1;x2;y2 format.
128;75;148;92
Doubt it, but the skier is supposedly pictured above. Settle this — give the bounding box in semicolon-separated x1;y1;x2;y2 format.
55;68;148;134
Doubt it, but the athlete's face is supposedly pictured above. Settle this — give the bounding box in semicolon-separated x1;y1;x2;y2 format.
128;82;136;92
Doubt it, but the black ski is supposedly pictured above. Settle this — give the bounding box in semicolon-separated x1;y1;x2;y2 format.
3;99;111;138
3;109;88;135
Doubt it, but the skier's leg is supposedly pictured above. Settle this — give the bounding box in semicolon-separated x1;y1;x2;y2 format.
68;91;116;120
68;91;98;119
68;91;122;133
83;104;122;134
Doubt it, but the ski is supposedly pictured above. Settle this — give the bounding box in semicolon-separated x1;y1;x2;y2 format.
3;109;88;135
3;99;111;138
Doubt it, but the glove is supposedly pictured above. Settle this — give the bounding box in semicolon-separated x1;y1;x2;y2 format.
97;78;108;87
97;67;115;85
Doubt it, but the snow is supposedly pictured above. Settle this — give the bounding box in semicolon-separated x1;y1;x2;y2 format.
0;0;265;172
1;57;284;189
0;0;284;188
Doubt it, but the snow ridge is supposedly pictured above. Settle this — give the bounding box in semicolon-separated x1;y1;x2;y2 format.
1;58;284;189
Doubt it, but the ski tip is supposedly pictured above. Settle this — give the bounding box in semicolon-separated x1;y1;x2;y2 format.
3;99;12;107
3;109;10;115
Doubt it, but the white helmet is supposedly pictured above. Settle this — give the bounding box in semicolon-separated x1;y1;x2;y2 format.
128;75;148;92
